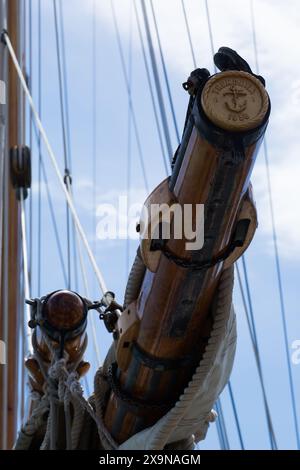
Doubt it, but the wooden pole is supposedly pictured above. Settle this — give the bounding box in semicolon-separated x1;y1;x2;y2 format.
0;0;23;449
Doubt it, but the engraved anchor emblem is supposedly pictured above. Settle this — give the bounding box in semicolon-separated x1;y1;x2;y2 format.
223;85;247;113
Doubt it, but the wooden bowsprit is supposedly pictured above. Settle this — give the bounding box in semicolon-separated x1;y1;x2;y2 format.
102;48;270;444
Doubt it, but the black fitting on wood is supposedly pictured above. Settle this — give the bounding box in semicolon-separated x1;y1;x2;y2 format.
10;145;31;200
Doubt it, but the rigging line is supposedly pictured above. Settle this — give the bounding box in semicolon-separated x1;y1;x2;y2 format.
58;0;79;291
53;0;68;170
149;0;180;144
139;0;173;163
214;399;229;450
227;381;245;449
126;3;133;276
31;116;68;285
214;401;225;449
250;0;300;449
92;0;97;284
236;263;277;449
204;0;217;73
41;163;68;286
38;0;42;296
28;0;33;286
241;256;258;347
203;0;275;448
20;190;33;356
3;31;108;295
58;0;72;171
69;185;101;366
110;0;149;194
217;399;230;450
21;0;27;424
180;0;197;69
133;0;169;176
53;0;71;289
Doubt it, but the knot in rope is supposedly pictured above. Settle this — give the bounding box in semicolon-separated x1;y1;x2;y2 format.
66;372;83;397
48;358;67;381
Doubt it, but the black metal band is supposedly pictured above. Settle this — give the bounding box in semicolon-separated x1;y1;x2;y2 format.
151;218;250;272
131;341;193;372
107;363;174;412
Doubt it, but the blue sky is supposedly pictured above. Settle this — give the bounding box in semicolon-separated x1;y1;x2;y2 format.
25;0;300;449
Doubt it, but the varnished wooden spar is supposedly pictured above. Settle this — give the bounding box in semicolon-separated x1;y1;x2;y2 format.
25;291;90;396
103;65;270;443
0;0;23;449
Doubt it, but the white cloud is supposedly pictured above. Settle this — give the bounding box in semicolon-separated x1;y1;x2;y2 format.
43;0;300;260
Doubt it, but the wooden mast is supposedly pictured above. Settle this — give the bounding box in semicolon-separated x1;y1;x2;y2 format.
0;0;23;449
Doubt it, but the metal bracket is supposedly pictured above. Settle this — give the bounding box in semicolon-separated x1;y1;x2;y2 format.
10;145;31;200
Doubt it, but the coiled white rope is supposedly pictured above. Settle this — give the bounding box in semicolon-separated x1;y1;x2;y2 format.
147;266;234;450
3;31;107;295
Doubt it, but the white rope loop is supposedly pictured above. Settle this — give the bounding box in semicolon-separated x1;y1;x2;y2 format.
3;31;107;296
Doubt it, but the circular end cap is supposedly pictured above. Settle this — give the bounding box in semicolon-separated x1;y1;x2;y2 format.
43;290;85;330
201;71;269;132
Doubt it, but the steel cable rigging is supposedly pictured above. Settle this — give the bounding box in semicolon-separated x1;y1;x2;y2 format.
250;0;300;450
53;0;72;289
204;0;278;449
133;0;170;176
110;0;150;194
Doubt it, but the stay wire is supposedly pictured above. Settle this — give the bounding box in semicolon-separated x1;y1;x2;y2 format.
58;0;79;292
38;0;42;296
3;31;108;295
110;0;150;194
31;118;68;285
139;0;173;164
236;262;277;449
204;0;217;73
28;0;33;287
133;0;169;176
149;0;180;143
92;0;97;277
228;381;245;449
126;4;133;276
181;0;197;69
250;0;300;449
53;0;71;289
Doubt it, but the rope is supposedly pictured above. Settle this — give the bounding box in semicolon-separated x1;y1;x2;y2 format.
204;0;217;73
58;0;80;293
31;108;69;285
14;395;50;450
139;0;173;163
110;0;150;194
181;0;197;69
92;0;97;276
146;266;234;450
53;0;71;289
149;0;180;143
133;0;170;176
250;0;300;449
30;332;116;450
28;0;33;287
236;262;277;449
72;205;102;366
3;30;108;295
37;0;42;296
215;398;230;450
228;381;245;449
126;4;133;276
